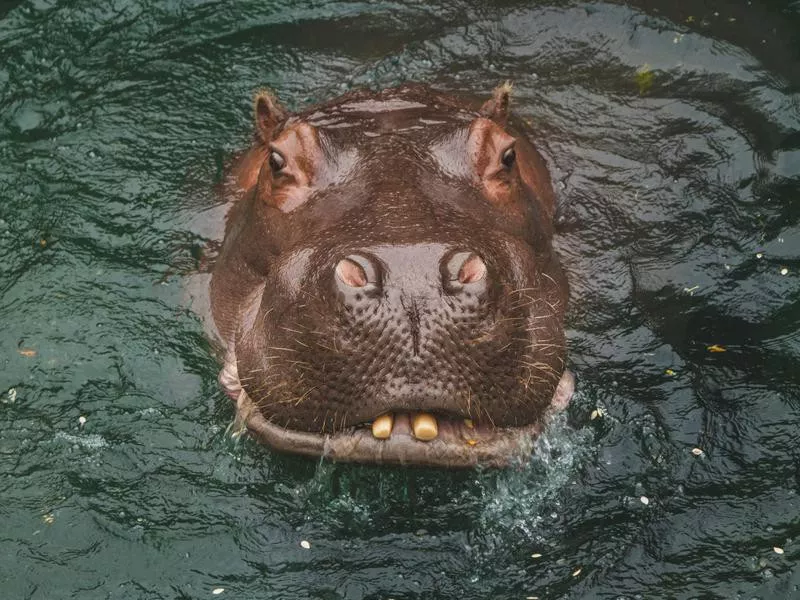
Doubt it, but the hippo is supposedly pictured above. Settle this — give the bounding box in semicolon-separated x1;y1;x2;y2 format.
209;83;574;468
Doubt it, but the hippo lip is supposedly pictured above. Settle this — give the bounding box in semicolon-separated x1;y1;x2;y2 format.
221;353;575;468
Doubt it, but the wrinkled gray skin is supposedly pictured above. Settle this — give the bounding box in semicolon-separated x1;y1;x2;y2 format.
209;83;574;467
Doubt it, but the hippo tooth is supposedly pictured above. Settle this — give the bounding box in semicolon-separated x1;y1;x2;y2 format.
412;412;438;441
371;414;394;439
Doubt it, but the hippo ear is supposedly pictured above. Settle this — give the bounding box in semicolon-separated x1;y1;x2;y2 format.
480;81;513;125
253;90;287;142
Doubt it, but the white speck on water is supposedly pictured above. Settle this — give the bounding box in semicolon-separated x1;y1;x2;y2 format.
5;388;17;404
212;588;225;595
773;547;784;554
692;448;704;456
300;540;311;549
756;252;763;259
780;267;788;276
640;496;650;505
78;416;87;426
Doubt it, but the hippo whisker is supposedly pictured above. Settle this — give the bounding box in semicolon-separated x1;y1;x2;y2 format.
521;341;563;352
267;346;300;353
507;286;539;295
540;271;561;288
292;387;317;407
280;326;307;334
516;360;560;378
480;404;497;429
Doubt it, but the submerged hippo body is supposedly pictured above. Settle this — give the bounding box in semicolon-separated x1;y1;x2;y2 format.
210;83;574;468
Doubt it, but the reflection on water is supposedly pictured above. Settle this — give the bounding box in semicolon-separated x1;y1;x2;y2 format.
0;1;798;598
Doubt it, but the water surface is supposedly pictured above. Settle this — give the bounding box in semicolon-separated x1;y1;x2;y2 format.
1;1;798;598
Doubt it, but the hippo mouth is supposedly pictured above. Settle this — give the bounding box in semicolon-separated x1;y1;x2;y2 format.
220;352;575;468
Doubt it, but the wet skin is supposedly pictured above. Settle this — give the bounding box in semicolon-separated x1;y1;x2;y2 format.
210;83;574;467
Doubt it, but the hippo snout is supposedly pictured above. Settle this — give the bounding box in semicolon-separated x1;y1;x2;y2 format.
209;83;573;467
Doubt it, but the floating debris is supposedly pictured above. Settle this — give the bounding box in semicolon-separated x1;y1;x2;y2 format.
531;553;543;559
756;252;763;259
665;369;676;376
43;513;55;524
707;345;727;353
79;416;87;427
683;285;699;295
5;388;17;404
640;496;650;505
780;267;788;276
636;65;654;95
572;567;582;577
692;448;704;456
212;588;225;595
773;547;784;555
590;408;604;420
18;348;36;357
300;540;311;549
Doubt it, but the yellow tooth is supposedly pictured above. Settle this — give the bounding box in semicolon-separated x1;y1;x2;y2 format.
371;414;394;439
463;418;474;429
412;412;438;441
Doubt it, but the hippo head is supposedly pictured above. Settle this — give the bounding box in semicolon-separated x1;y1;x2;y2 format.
210;83;573;467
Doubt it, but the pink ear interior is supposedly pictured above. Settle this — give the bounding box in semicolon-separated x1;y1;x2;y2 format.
458;254;487;284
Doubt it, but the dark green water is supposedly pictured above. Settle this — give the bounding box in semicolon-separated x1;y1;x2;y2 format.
1;1;799;598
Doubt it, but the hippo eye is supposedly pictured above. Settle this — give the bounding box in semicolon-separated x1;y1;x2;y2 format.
268;150;286;173
501;146;516;169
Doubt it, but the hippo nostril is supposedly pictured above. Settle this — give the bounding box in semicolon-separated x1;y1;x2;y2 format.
335;253;381;294
442;251;487;292
458;253;487;284
336;257;368;288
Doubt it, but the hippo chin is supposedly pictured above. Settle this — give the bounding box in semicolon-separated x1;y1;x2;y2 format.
209;83;574;468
